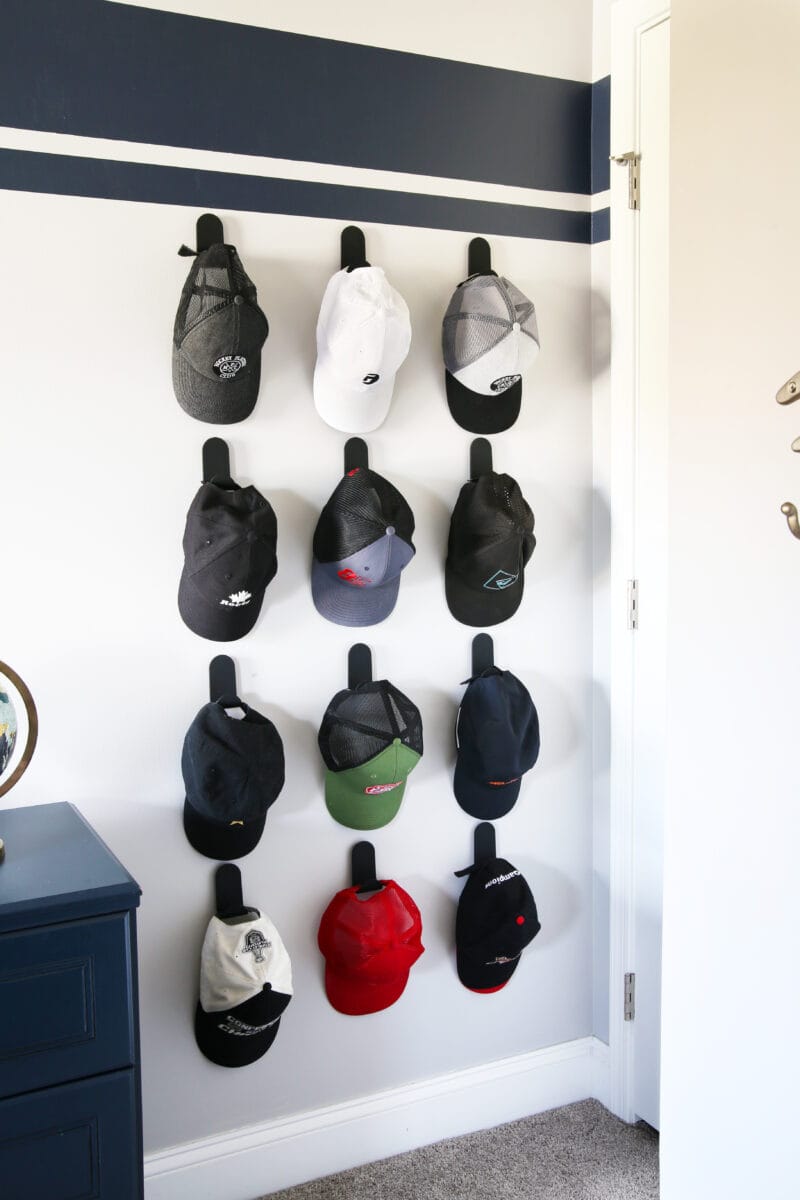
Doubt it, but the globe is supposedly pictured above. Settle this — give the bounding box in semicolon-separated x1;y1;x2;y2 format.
0;689;17;779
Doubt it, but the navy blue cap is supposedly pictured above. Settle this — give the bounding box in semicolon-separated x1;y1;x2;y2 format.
454;669;540;818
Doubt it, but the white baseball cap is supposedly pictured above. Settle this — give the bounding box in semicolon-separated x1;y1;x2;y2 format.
314;266;412;433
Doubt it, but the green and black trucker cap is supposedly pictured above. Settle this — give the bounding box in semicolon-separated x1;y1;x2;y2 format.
318;680;423;830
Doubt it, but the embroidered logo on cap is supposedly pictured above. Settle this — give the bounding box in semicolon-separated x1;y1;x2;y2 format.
484;869;521;890
488;777;521;787
220;590;252;607
490;374;521;393
364;781;402;795
242;930;270;963
338;568;371;587
483;570;519;591
484;952;522;965
217;1013;280;1037
362;373;380;385
214;354;247;379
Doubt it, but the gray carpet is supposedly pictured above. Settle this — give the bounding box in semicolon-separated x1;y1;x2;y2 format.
265;1099;659;1199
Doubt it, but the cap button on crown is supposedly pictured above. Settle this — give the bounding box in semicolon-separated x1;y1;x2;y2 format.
234;294;244;306
386;526;395;536
513;321;521;332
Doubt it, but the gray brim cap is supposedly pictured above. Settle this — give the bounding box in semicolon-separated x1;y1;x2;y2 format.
172;345;262;425
311;530;414;627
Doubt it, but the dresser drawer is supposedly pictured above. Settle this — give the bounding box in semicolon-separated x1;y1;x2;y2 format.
0;1068;141;1200
0;912;135;1099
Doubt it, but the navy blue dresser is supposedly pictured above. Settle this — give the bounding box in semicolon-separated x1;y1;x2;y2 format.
0;802;143;1200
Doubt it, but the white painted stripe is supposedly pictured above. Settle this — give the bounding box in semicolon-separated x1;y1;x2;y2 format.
0;127;608;213
143;1036;609;1200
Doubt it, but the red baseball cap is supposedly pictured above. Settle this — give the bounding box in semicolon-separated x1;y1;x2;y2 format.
317;880;424;1015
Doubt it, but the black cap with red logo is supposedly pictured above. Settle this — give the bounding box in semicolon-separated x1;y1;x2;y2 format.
455;855;541;992
454;667;540;819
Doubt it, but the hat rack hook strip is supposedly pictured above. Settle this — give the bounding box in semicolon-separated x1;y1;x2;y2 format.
341;225;370;272
474;822;497;864
470;437;493;479
197;212;224;252
351;840;382;894
209;655;237;703
348;643;373;689
468;236;492;276
202;437;232;483
472;633;494;675
215;863;247;918
344;437;369;474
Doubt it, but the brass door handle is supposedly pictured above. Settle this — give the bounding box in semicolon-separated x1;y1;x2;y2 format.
781;502;800;539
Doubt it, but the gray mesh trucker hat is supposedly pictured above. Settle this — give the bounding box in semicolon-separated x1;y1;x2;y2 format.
311;466;416;627
173;243;269;424
442;274;539;434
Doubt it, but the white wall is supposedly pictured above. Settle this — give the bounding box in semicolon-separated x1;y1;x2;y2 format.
662;3;800;1197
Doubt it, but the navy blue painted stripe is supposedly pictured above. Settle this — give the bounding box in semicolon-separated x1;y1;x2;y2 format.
0;149;593;244
591;207;610;243
591;77;611;194
0;0;593;195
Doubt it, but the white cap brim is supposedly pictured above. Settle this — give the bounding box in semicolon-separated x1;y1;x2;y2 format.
313;360;396;433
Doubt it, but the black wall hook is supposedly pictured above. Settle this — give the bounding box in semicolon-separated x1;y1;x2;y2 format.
197;213;224;252
215;863;246;918
203;437;231;483
470;437;493;479
468;237;492;276
348;643;373;688
472;634;494;675
209;655;237;702
341;225;370;271
344;437;369;474
351;841;382;894
474;822;497;864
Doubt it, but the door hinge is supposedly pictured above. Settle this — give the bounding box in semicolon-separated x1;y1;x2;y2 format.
611;151;641;210
624;972;636;1021
627;579;639;630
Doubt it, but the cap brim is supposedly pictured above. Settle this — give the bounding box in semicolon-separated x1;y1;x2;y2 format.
173;346;261;425
311;558;400;627
323;965;410;1016
183;799;266;860
453;758;521;820
324;773;406;830
313;361;395;433
194;996;282;1067
456;946;521;992
445;562;524;628
179;568;264;641
445;371;521;435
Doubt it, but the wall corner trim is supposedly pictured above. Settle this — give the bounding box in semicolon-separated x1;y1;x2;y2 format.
144;1036;610;1200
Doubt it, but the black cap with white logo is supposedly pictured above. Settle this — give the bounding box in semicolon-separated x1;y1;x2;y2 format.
173;243;268;424
446;471;536;627
179;476;278;642
455;855;540;992
182;698;285;860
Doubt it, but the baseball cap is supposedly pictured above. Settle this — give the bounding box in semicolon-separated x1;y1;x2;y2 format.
195;908;292;1067
454;668;540;819
318;680;423;829
318;879;424;1015
173;243;269;424
445;471;535;627
314;267;412;432
182;698;285;860
312;467;415;627
455;856;540;992
442;273;539;433
179;477;278;641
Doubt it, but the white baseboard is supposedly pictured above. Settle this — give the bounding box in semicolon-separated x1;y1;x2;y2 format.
144;1035;610;1200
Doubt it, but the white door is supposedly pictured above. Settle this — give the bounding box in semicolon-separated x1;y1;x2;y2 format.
631;13;670;1130
608;0;670;1132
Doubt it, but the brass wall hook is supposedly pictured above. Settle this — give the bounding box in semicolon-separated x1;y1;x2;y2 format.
776;370;800;405
780;502;800;539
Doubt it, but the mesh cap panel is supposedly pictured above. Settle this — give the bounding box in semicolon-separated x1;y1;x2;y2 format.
313;468;415;563
442;275;539;373
318;680;423;771
447;472;536;585
174;244;262;345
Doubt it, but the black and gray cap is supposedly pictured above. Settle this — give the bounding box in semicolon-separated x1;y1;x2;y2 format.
173;243;268;424
179;477;278;641
443;273;539;433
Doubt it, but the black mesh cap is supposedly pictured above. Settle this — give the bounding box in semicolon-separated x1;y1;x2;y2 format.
312;467;416;627
182;698;285;860
318;680;423;772
178;479;278;642
172;243;269;424
445;471;535;627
